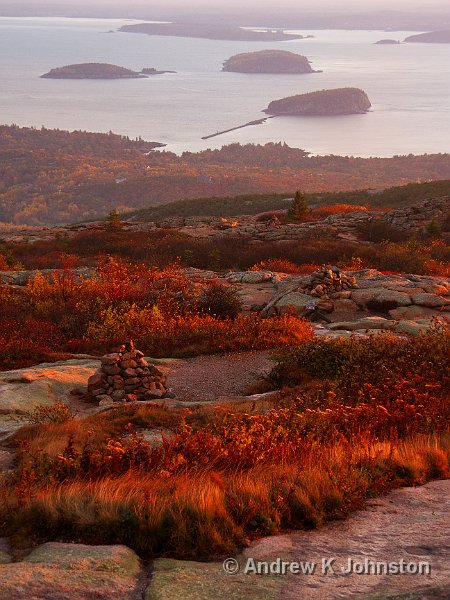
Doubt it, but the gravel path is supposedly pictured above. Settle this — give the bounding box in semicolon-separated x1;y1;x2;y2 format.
166;351;276;403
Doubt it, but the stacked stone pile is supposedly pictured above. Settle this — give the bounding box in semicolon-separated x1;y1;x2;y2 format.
300;267;358;298
87;341;171;405
259;270;450;320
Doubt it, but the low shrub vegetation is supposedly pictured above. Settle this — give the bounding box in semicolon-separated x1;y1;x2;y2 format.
0;326;448;558
0;258;313;369
3;226;449;277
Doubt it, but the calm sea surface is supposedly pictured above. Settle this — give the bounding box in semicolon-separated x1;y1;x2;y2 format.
0;17;449;157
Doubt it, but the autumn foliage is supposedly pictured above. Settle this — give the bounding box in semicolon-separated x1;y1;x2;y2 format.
0;326;448;557
0;258;313;369
2;125;450;224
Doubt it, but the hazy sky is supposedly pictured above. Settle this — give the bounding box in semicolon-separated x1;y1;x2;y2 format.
2;0;450;9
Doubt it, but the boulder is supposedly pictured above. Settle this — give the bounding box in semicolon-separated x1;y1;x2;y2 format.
328;317;393;332
0;380;59;416
0;543;142;600
370;289;412;308
331;298;359;313
0;359;100;438
389;305;446;320
422;283;449;296
275;292;315;313
227;271;274;284
87;371;104;394
351;288;411;310
98;395;114;406
146;558;280;600
355;316;394;329
394;320;431;336
413;293;449;308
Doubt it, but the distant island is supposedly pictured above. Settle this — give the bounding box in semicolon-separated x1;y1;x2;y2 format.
141;68;176;75
119;22;304;42
41;63;175;80
264;88;371;116
404;30;450;43
375;39;400;45
222;50;318;74
41;63;146;79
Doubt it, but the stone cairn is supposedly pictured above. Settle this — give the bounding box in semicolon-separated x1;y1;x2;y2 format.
88;341;171;406
301;266;358;298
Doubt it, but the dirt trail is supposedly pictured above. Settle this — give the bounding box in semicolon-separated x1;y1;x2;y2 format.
166;350;276;403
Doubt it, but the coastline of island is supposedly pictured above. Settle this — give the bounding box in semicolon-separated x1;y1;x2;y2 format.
119;22;305;42
41;63;176;80
222;50;319;74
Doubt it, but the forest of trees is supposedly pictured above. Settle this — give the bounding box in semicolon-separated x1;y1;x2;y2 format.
1;126;450;225
128;181;450;222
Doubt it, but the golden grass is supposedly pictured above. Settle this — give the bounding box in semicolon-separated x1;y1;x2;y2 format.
2;327;448;558
2;434;449;558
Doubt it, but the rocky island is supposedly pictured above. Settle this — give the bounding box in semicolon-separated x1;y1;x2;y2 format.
375;39;400;45
119;22;304;42
41;63;146;79
141;68;176;75
222;50;317;74
41;63;176;80
404;30;450;43
264;88;371;116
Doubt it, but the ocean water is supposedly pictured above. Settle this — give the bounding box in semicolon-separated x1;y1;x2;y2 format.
0;16;449;157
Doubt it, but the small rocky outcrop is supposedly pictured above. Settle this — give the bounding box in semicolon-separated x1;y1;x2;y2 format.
375;39;400;45
259;269;450;322
265;88;371;116
141;68;176;75
87;341;171;405
222;50;316;74
0;358;99;440
0;267;93;287
41;63;146;79
0;543;142;600
383;196;449;233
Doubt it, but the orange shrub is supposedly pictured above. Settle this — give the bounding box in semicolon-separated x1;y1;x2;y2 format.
250;259;300;273
312;203;370;218
0;258;313;367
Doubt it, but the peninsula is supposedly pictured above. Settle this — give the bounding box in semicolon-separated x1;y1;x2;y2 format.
222;50;317;74
404;30;450;43
265;88;371;116
119;22;304;42
41;63;146;79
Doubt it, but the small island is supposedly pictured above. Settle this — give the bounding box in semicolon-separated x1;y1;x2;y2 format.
41;63;176;80
141;68;176;75
222;50;318;74
41;63;146;79
404;30;450;43
119;22;304;42
375;39;400;45
264;88;371;116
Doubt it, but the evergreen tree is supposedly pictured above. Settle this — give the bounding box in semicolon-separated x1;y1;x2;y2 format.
288;190;308;220
106;209;123;231
426;219;442;239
